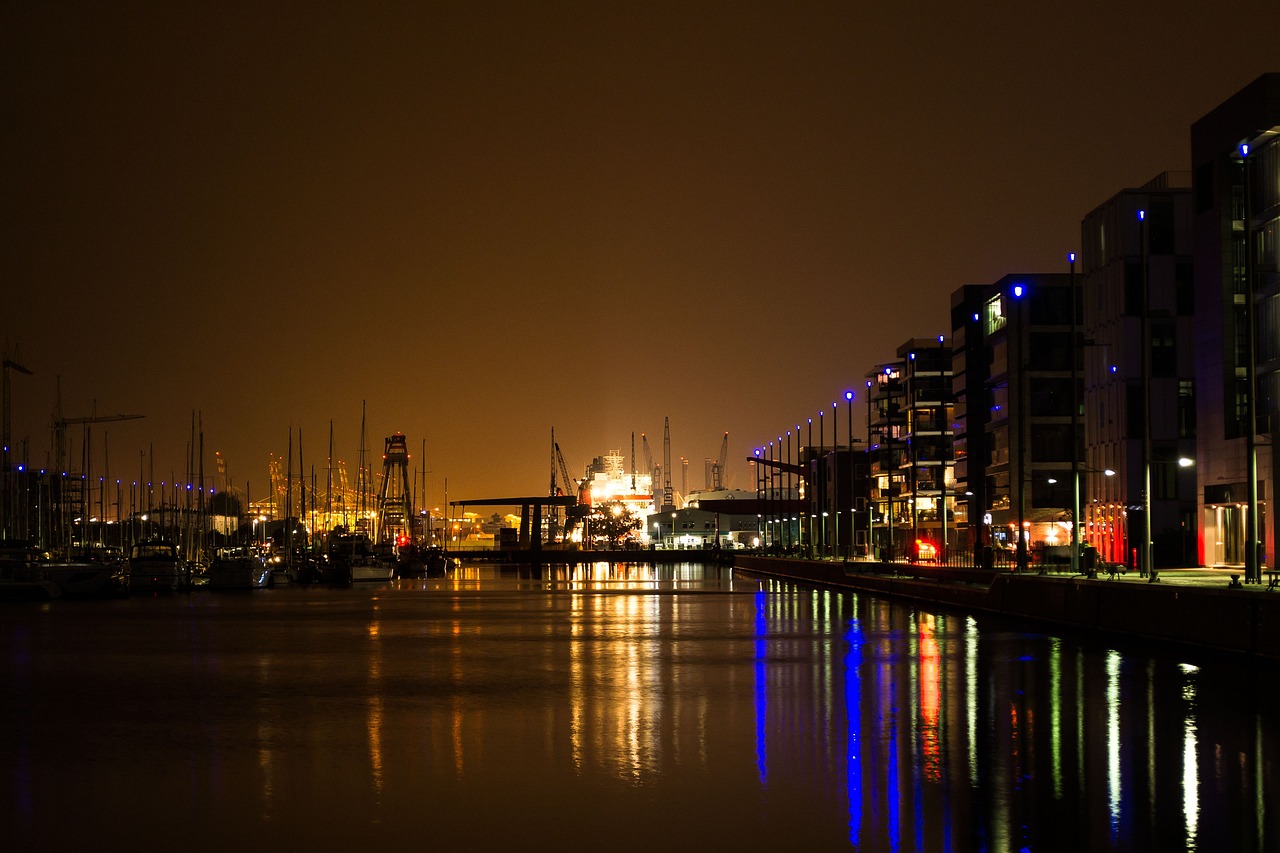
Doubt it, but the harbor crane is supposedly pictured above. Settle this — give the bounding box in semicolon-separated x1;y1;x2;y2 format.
52;397;144;473
641;433;658;505
550;434;589;540
712;432;729;490
2;347;33;539
3;348;33;470
553;441;578;499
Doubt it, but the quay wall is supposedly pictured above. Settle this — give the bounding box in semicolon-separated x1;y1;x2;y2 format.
448;547;733;565
734;555;1280;665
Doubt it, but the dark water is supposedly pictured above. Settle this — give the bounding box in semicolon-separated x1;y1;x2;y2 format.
1;563;1276;852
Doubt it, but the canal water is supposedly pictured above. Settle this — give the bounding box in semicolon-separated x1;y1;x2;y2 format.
1;562;1276;852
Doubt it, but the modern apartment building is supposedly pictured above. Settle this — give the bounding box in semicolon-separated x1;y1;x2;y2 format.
950;274;1076;567
865;359;906;560
864;339;954;561
1190;72;1280;574
1079;174;1198;569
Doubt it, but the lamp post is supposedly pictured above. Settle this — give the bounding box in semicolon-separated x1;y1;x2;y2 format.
752;448;761;547
938;334;948;561
846;390;855;560
1242;143;1261;584
807;417;813;557
818;410;824;557
1069;251;1082;578
908;351;918;560
778;432;788;550
788;425;798;550
1012;282;1028;572
866;380;874;560
832;401;838;559
1077;466;1117;577
884;367;896;562
1139;209;1153;579
768;440;775;549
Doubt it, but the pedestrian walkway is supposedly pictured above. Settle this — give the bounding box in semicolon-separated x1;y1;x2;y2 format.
845;555;1280;592
1093;564;1278;591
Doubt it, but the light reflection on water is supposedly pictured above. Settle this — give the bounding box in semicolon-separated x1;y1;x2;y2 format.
1;563;1276;851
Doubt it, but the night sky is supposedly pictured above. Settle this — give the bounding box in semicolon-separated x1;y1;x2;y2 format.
3;2;1277;507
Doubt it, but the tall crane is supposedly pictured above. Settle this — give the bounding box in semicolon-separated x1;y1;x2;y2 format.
553;441;577;498
641;433;657;505
552;439;589;541
51;386;144;473
3;347;33;470
2;346;33;540
712;432;729;490
549;428;558;499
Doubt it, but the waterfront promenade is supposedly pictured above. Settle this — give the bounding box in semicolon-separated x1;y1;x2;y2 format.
733;554;1280;664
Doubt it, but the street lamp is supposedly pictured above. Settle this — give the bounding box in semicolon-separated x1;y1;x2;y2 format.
831;400;838;559
752;448;760;545
1069;251;1082;578
771;440;778;548
1078;467;1117;577
1012;282;1028;572
938;334;949;561
846;390;855;560
778;427;788;548
1241;142;1261;584
866;379;874;560
807;417;813;557
1139;208;1154;580
818;410;825;557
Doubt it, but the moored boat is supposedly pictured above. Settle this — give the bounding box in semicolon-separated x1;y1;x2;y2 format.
0;540;61;600
41;560;123;598
127;540;186;592
206;554;270;590
325;529;394;583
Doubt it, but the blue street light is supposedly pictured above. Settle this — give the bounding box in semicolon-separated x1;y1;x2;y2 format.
845;390;854;559
1012;281;1027;570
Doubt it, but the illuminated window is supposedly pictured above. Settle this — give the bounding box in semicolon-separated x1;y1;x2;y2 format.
986;295;1007;335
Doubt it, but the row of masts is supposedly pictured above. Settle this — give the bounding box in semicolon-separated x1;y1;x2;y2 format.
2;385;441;559
262;403;434;549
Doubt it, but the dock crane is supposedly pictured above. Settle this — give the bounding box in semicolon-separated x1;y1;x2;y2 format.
712;432;729;490
3;348;33;469
3;347;33;539
641;433;658;504
551;436;589;540
52;393;144;473
553;441;578;499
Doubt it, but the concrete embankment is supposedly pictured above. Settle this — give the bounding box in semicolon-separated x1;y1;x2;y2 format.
733;555;1280;665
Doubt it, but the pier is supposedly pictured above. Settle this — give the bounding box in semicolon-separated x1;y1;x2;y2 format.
733;554;1280;664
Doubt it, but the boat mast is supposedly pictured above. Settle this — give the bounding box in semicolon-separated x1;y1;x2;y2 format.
326;420;333;535
286;427;293;566
298;427;304;552
358;400;367;538
198;412;205;564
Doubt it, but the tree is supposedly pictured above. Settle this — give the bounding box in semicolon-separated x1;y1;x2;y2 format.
589;501;641;547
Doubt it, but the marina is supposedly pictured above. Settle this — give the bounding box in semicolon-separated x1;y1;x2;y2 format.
2;562;1276;851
